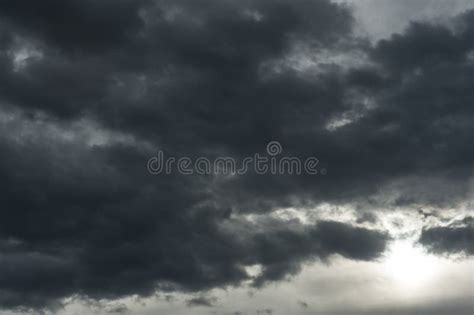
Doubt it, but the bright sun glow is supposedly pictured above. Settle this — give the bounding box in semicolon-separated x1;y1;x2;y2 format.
383;240;443;291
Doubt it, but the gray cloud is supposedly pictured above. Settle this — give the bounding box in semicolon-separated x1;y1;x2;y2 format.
0;0;472;312
419;217;474;255
186;296;218;307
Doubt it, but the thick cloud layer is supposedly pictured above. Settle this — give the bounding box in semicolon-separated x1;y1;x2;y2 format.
0;0;472;311
419;217;473;255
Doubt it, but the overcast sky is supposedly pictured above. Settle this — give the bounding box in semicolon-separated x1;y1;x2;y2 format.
0;1;473;315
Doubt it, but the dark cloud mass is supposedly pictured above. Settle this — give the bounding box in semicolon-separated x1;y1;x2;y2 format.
419;217;474;255
0;0;472;312
0;0;147;51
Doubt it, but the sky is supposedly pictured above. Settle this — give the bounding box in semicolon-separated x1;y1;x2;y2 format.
0;0;473;314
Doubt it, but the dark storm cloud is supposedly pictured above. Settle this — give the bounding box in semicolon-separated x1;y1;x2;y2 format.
241;219;389;287
419;217;474;255
0;0;472;311
0;124;389;308
0;111;388;310
0;0;147;51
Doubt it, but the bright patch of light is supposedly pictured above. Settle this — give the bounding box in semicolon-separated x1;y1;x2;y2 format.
325;117;354;131
245;264;263;278
272;207;312;224
383;240;442;291
243;9;264;22
10;46;43;72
